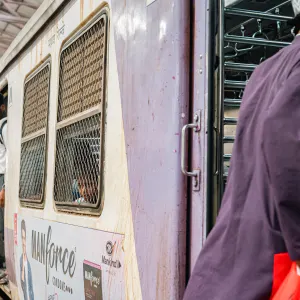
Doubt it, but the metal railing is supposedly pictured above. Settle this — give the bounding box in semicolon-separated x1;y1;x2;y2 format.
225;7;293;22
224;35;290;48
226;0;292;35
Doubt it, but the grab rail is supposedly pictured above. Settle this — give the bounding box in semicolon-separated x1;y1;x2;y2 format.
223;154;231;162
224;62;257;72
225;8;292;22
224;118;238;125
224;80;247;89
223;136;235;143
224;35;290;48
224;98;242;107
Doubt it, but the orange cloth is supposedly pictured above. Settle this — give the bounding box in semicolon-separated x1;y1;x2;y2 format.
271;262;300;300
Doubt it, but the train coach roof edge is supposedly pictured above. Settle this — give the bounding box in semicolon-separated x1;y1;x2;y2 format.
0;0;240;77
0;0;66;77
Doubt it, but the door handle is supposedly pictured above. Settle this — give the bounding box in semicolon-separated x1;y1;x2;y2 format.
181;123;198;177
213;126;219;175
181;112;201;191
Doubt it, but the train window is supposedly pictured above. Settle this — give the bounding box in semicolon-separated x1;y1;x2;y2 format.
54;13;107;211
19;62;51;205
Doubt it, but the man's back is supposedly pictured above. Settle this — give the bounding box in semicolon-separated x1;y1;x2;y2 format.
184;36;300;300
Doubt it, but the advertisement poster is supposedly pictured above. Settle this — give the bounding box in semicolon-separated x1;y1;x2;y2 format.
83;260;103;300
15;215;125;299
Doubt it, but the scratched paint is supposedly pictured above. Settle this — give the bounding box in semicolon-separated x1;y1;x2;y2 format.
112;0;190;298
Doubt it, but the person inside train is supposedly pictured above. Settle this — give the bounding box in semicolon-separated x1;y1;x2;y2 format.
184;1;300;299
0;94;7;269
77;175;98;204
72;138;99;204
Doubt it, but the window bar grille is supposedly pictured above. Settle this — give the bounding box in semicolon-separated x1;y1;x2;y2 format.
54;13;108;210
19;62;51;204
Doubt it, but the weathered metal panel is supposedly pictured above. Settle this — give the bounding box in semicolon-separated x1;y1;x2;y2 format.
111;0;190;298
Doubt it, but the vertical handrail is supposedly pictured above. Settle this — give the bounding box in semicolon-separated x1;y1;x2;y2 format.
206;0;217;235
217;0;225;210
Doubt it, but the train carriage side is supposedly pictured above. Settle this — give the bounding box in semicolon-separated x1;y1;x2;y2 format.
0;0;193;299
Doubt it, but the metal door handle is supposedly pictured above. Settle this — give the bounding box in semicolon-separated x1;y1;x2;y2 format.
181;114;201;191
181;112;201;191
181;123;198;177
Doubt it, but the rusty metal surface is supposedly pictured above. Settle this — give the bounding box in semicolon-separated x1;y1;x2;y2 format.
111;0;190;298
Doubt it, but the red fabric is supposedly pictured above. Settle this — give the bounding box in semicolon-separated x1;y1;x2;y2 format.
271;253;293;298
271;262;300;300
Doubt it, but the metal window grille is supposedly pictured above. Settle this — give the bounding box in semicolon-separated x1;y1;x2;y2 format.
54;14;107;209
19;64;50;203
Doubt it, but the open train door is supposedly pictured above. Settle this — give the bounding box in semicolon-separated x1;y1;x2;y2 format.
186;0;295;280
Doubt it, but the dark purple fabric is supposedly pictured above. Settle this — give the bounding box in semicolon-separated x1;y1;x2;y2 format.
184;36;300;300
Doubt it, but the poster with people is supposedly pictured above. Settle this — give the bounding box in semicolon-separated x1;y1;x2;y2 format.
14;215;125;299
20;220;34;300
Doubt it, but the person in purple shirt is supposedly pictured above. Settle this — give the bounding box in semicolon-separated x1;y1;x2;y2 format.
184;1;300;299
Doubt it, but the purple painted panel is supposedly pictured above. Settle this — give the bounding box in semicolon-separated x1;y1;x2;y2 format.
111;0;190;299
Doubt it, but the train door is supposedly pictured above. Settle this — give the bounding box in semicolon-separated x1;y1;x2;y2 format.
187;0;295;276
183;0;215;274
214;0;294;208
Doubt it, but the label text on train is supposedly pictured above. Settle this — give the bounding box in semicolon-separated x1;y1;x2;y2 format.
31;226;76;284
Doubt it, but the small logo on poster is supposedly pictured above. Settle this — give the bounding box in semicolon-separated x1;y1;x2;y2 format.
106;241;113;256
102;241;121;269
